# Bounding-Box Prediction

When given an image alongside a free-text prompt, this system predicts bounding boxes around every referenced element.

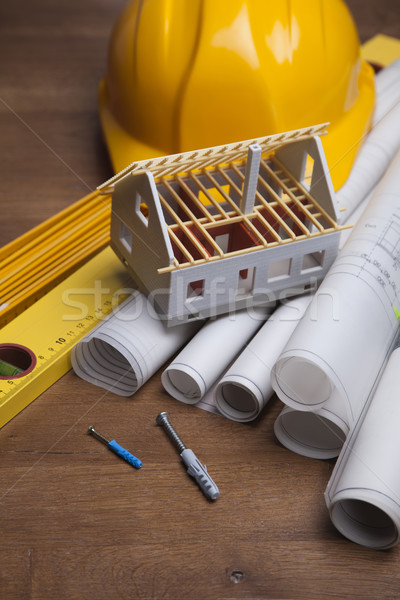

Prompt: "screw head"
[156,411,169,426]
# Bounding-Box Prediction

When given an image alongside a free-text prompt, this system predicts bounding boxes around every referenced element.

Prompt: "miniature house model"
[101,124,346,325]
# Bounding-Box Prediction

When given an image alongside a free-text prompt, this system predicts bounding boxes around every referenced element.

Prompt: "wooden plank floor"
[1,1,400,598]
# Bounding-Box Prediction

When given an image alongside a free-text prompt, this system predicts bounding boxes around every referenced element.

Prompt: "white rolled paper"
[271,64,400,458]
[325,346,400,549]
[337,99,400,222]
[161,307,269,404]
[271,147,400,434]
[71,292,199,396]
[274,403,348,460]
[214,295,311,422]
[373,57,400,125]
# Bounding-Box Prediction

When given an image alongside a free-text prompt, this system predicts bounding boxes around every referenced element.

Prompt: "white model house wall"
[110,170,175,307]
[158,232,341,323]
[275,136,339,222]
[110,133,344,324]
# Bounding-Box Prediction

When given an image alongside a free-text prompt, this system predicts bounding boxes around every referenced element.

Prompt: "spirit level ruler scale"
[0,247,132,428]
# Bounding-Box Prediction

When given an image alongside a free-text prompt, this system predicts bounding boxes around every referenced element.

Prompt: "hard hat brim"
[98,78,167,174]
[320,60,375,191]
[99,59,375,192]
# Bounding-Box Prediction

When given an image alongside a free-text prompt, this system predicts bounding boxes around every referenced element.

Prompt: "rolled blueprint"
[337,188,375,248]
[337,99,400,221]
[271,147,400,439]
[273,183,390,458]
[274,404,348,460]
[272,61,400,458]
[325,347,400,549]
[161,307,269,404]
[71,292,200,396]
[214,295,311,422]
[373,57,400,125]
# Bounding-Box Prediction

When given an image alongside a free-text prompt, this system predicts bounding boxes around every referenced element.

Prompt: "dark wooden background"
[1,1,400,599]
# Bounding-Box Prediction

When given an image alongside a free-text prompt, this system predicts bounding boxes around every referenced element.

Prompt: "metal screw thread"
[88,426,109,446]
[156,412,186,454]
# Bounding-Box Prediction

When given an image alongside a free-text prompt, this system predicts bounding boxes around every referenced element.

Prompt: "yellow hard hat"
[98,0,375,190]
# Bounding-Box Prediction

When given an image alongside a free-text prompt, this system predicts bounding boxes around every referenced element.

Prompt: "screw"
[88,425,109,446]
[156,411,186,454]
[156,411,220,501]
[87,425,142,469]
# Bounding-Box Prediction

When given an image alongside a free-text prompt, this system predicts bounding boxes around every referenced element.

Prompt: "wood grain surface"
[1,1,400,599]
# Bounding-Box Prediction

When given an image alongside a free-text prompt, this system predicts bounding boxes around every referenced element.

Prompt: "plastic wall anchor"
[108,440,142,469]
[180,448,219,501]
